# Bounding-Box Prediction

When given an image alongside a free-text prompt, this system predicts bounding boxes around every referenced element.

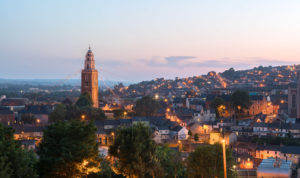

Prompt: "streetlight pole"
[222,139,227,178]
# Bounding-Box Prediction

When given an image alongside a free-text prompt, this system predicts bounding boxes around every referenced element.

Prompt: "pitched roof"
[0,98,28,106]
[281,146,300,154]
[171,125,183,132]
[0,108,14,115]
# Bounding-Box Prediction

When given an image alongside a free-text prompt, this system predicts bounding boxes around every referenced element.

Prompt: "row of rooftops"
[253,122,300,130]
[0,98,29,106]
[256,145,300,155]
[94,117,184,132]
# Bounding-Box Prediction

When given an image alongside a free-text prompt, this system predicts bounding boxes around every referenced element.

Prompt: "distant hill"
[0,79,133,88]
[110,64,300,98]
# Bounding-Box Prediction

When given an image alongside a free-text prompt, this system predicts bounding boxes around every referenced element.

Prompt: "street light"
[81,114,86,120]
[222,139,227,178]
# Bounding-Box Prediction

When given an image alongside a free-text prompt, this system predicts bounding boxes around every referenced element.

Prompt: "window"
[85,82,89,86]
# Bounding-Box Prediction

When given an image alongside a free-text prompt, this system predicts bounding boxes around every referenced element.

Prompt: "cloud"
[165,56,196,63]
[138,56,197,67]
[138,56,297,70]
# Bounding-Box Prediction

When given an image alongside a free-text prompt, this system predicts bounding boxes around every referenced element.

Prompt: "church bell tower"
[81,46,99,108]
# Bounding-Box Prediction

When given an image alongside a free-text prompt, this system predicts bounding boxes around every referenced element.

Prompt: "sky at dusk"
[1,0,300,82]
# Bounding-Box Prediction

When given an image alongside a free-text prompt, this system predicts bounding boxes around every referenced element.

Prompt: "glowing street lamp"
[154,94,159,100]
[81,114,86,120]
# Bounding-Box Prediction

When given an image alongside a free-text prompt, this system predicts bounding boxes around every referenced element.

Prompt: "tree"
[194,134,199,142]
[210,97,225,118]
[49,104,67,122]
[51,104,106,122]
[89,159,125,178]
[231,90,251,116]
[113,109,126,118]
[155,145,185,178]
[65,105,81,121]
[38,120,101,178]
[186,144,236,178]
[133,96,160,117]
[0,124,38,178]
[21,113,37,124]
[76,93,93,108]
[80,107,106,121]
[188,130,192,137]
[108,123,157,178]
[222,68,235,79]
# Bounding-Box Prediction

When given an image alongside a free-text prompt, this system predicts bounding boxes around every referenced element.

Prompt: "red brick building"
[81,47,99,108]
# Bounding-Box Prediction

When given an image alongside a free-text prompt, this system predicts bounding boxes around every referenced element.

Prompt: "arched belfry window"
[87,64,90,69]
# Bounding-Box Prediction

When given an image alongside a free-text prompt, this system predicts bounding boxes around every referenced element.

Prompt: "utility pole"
[222,139,227,178]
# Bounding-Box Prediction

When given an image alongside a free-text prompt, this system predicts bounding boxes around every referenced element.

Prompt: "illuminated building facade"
[81,47,99,108]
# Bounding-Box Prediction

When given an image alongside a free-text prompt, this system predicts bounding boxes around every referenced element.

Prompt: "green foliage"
[155,145,185,178]
[80,106,107,121]
[0,157,12,178]
[21,114,37,124]
[49,104,67,122]
[113,109,126,118]
[38,120,101,178]
[88,159,125,178]
[222,68,235,79]
[0,124,38,178]
[210,97,225,118]
[76,93,93,108]
[188,130,192,136]
[50,103,106,122]
[230,90,251,111]
[65,105,81,120]
[133,96,160,117]
[186,144,236,178]
[108,123,157,178]
[194,134,199,141]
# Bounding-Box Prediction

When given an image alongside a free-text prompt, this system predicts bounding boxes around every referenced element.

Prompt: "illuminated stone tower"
[81,46,99,108]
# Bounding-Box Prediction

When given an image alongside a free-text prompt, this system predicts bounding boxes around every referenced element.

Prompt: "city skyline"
[1,0,300,82]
